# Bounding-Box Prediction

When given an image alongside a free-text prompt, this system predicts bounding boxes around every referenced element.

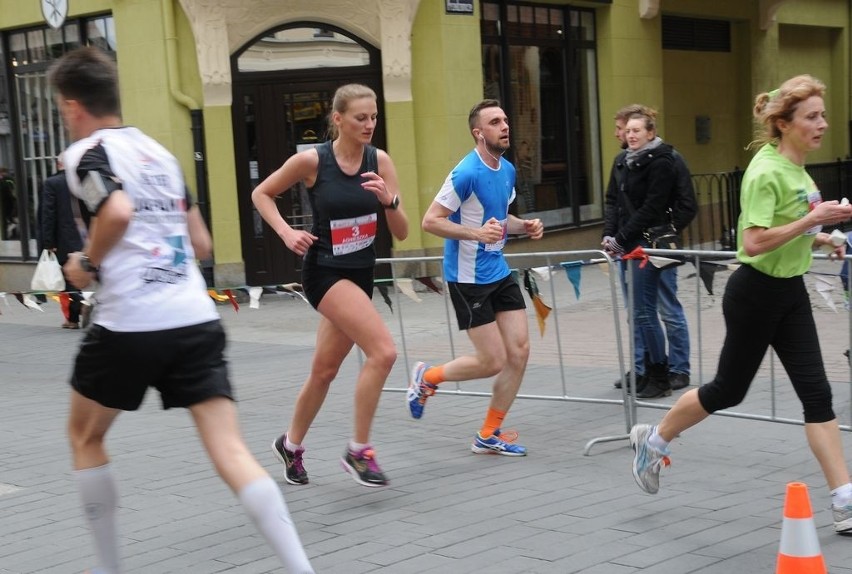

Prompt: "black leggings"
[697,264,835,423]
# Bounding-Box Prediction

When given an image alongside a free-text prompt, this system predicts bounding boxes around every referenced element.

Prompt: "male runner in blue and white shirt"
[407,99,543,455]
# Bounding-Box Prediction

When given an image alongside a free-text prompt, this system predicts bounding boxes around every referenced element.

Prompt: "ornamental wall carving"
[177,0,419,106]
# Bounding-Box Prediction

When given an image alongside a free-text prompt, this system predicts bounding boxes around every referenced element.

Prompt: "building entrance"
[231,25,386,286]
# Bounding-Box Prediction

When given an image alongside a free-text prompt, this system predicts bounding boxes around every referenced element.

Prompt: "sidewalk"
[2,260,852,573]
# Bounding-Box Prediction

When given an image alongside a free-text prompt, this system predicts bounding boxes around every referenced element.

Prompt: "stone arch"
[176,0,419,106]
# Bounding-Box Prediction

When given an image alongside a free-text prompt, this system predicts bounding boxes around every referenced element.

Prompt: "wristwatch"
[79,254,99,273]
[384,195,400,210]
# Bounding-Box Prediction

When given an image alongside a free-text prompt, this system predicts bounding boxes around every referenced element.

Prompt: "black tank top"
[306,140,380,268]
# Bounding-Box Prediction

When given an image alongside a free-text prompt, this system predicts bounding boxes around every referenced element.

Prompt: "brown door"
[233,81,390,286]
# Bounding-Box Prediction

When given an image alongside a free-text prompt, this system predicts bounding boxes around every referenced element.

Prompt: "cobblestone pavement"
[2,256,852,573]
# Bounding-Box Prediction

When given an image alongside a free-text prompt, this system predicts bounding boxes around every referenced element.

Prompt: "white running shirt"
[64,127,218,332]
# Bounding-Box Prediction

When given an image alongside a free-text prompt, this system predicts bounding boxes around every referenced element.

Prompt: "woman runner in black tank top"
[252,84,409,488]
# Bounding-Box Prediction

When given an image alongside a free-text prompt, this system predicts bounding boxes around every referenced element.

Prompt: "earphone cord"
[484,143,504,164]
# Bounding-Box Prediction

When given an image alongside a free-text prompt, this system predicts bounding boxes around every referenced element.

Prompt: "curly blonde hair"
[749,74,826,149]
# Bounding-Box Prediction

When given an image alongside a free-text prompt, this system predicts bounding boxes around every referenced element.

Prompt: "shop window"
[1,15,115,260]
[481,1,602,228]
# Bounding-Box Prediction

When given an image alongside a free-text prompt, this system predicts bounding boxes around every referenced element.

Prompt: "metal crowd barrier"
[373,248,852,456]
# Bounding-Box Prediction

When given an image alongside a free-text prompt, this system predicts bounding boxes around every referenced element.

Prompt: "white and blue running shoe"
[407,361,437,419]
[629,424,670,494]
[471,429,527,456]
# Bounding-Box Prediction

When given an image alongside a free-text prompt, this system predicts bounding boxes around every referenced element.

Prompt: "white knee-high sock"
[75,463,121,574]
[238,477,315,574]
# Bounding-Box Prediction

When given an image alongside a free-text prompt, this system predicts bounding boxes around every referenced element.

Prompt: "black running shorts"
[71,320,233,410]
[448,274,526,331]
[301,257,374,310]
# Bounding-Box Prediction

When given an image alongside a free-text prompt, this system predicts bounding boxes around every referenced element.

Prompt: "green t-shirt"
[737,144,821,278]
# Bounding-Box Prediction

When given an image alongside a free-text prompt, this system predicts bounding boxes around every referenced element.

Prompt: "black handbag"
[618,186,681,249]
[643,215,680,249]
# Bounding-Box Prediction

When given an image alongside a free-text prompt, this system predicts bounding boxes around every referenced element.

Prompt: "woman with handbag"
[601,109,678,398]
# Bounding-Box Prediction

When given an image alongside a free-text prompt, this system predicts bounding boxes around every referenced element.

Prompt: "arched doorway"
[231,23,387,286]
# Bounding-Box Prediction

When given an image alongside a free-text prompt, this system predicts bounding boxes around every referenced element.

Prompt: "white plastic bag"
[31,250,65,291]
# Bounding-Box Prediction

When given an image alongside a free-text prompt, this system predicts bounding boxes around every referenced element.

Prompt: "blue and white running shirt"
[434,149,516,284]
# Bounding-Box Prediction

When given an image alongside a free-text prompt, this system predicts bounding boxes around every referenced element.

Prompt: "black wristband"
[384,195,400,210]
[79,254,99,273]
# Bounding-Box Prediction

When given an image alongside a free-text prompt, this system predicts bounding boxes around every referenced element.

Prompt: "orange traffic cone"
[776,482,826,574]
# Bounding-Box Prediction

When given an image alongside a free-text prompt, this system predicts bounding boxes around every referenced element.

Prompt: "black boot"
[636,362,671,399]
[614,371,645,391]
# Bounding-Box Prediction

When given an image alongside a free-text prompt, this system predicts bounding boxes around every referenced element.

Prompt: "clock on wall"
[41,0,69,30]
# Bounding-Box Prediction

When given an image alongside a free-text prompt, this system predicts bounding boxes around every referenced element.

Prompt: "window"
[662,15,731,52]
[237,26,370,72]
[481,2,601,229]
[1,15,115,259]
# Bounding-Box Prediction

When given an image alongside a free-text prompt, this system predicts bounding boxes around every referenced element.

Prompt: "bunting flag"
[815,275,838,312]
[560,261,583,300]
[248,286,263,309]
[510,268,521,287]
[208,289,230,302]
[58,291,71,321]
[647,255,685,269]
[522,269,551,336]
[223,289,239,312]
[697,261,719,295]
[23,294,44,311]
[416,276,443,295]
[530,266,552,283]
[375,284,393,312]
[0,266,848,324]
[395,278,422,303]
[278,282,309,304]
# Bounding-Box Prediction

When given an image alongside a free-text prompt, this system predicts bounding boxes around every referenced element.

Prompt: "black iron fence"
[684,158,852,250]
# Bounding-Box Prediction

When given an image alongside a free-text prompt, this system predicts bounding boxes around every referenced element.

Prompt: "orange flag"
[523,269,551,336]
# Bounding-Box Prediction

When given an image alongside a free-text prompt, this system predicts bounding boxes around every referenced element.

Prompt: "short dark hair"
[48,46,121,118]
[468,99,501,131]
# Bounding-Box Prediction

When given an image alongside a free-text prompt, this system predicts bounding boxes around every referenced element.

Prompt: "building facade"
[0,0,847,289]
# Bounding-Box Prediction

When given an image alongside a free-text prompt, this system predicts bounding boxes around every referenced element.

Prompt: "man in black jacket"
[39,154,87,328]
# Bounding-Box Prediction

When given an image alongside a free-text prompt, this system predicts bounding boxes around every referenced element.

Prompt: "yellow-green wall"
[596,0,850,178]
[385,99,419,254]
[411,2,483,253]
[597,1,666,180]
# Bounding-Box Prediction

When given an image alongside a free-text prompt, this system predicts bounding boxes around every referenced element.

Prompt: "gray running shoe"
[629,424,670,494]
[833,504,852,534]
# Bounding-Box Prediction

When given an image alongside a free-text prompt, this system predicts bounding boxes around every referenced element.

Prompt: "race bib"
[330,213,377,256]
[483,218,508,252]
[805,189,823,236]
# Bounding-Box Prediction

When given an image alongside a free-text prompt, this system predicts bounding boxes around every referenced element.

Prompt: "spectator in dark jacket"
[601,110,677,398]
[606,104,697,397]
[39,154,85,329]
